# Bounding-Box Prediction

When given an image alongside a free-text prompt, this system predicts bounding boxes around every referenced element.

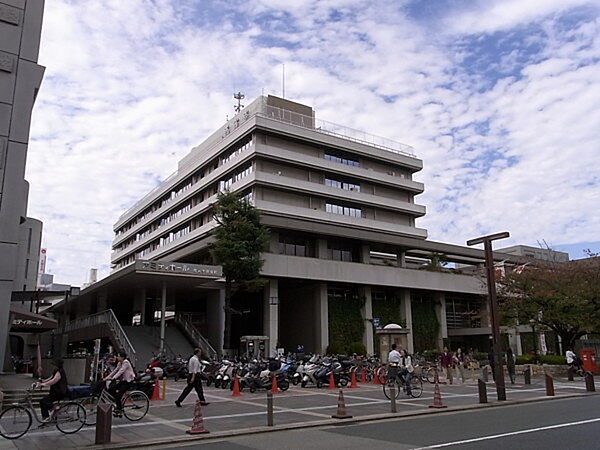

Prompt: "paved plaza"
[0,374,597,449]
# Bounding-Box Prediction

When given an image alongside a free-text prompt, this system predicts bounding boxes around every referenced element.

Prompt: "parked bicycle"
[0,383,86,440]
[382,364,423,399]
[80,381,149,425]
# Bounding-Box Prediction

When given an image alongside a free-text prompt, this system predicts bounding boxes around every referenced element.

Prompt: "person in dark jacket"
[506,347,516,384]
[37,358,68,423]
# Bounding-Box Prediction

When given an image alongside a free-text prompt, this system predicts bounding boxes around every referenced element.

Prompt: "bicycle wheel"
[0,406,31,439]
[382,379,400,400]
[409,377,423,398]
[55,402,86,434]
[80,395,99,426]
[425,368,436,384]
[122,391,149,421]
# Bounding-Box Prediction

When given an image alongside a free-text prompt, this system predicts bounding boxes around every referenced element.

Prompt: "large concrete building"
[0,0,45,370]
[48,95,527,365]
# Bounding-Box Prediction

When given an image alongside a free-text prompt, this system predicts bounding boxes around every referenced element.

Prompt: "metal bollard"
[95,403,113,445]
[390,383,397,413]
[545,374,555,396]
[478,379,488,403]
[524,366,531,385]
[585,373,596,392]
[267,391,274,426]
[162,378,167,400]
[482,366,489,383]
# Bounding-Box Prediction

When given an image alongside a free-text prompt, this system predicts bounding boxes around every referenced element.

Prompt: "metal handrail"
[174,313,217,360]
[63,309,137,366]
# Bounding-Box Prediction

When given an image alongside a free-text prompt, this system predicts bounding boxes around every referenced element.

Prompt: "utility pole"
[467,231,509,401]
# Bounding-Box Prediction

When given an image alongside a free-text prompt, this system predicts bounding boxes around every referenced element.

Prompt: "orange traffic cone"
[271,375,279,394]
[151,377,161,401]
[361,367,367,383]
[331,389,353,419]
[429,377,447,409]
[231,375,243,397]
[328,371,336,390]
[373,369,381,385]
[186,400,209,434]
[349,370,359,388]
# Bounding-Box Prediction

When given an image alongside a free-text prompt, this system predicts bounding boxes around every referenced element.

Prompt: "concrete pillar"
[361,244,370,264]
[359,286,374,355]
[434,292,447,350]
[98,291,108,312]
[315,283,328,354]
[317,239,328,259]
[400,289,414,354]
[508,329,520,355]
[263,279,279,357]
[397,249,406,268]
[206,289,225,358]
[134,288,146,324]
[269,231,279,253]
[159,282,167,353]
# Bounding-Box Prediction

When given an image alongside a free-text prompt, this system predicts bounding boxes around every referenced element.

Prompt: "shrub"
[516,354,536,365]
[346,341,367,356]
[421,349,441,362]
[471,352,489,362]
[539,355,565,365]
[326,342,346,356]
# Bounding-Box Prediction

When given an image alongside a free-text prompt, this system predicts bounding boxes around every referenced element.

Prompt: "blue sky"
[26,0,600,284]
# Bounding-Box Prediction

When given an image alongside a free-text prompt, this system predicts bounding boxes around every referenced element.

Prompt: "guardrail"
[174,313,218,360]
[63,309,137,367]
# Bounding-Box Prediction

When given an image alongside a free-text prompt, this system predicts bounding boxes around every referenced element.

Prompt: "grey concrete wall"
[14,216,42,291]
[0,0,45,371]
[261,253,485,295]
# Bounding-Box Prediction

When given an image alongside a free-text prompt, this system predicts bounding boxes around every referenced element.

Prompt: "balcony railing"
[63,309,137,366]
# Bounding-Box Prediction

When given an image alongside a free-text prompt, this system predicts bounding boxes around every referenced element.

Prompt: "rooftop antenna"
[233,92,245,113]
[282,64,285,98]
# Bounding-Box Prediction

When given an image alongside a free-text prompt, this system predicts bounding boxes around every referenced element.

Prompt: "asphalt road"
[155,395,600,450]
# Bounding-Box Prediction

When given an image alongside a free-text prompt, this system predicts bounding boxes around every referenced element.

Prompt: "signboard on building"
[137,260,223,278]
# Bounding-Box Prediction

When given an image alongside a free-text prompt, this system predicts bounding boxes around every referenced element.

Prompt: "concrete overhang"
[48,260,224,315]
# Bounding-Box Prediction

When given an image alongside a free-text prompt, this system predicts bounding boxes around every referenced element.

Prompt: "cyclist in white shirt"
[388,344,401,364]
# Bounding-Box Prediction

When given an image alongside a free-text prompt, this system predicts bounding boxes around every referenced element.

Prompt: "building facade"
[103,95,516,358]
[0,0,45,370]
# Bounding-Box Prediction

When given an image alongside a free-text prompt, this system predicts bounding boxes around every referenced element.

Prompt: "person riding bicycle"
[399,349,414,396]
[565,348,582,374]
[36,358,68,425]
[103,351,135,415]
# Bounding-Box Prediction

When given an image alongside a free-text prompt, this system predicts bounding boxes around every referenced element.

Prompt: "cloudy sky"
[27,0,600,285]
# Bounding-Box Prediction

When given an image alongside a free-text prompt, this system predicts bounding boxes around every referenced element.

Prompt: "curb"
[88,391,599,449]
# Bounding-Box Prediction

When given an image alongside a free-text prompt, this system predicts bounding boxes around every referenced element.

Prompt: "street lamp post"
[467,231,509,401]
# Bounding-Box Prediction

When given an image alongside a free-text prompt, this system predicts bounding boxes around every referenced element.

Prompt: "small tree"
[210,192,270,350]
[499,253,600,349]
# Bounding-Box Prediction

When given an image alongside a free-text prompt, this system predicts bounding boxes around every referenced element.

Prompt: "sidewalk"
[0,374,597,449]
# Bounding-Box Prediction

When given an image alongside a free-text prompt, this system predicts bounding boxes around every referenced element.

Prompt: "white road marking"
[413,417,600,449]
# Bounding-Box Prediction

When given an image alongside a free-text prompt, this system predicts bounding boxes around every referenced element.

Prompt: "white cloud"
[25,0,600,284]
[443,0,597,35]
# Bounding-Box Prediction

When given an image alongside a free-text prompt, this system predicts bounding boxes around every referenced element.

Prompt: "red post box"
[580,349,597,373]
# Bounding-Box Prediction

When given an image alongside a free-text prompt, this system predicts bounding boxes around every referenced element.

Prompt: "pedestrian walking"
[506,347,516,384]
[175,348,209,407]
[454,348,466,383]
[400,349,414,395]
[440,347,453,384]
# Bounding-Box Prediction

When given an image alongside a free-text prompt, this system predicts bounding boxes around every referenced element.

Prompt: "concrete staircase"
[122,325,194,367]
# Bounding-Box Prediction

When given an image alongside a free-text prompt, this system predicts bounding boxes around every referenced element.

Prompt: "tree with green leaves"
[210,191,270,351]
[498,253,600,349]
